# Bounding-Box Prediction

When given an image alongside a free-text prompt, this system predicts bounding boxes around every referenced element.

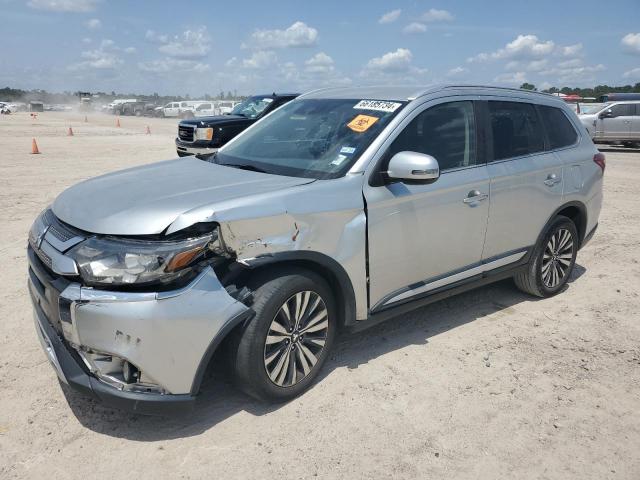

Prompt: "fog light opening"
[122,361,139,384]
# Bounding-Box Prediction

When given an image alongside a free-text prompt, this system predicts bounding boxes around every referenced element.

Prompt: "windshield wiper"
[222,163,269,174]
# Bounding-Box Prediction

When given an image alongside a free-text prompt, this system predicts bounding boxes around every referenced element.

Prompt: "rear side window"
[488,101,544,161]
[388,101,477,171]
[539,106,578,149]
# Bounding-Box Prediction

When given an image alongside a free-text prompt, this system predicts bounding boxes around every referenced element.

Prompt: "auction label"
[353,100,402,113]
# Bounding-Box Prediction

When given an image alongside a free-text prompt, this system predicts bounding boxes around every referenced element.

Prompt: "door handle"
[463,190,488,205]
[544,174,561,187]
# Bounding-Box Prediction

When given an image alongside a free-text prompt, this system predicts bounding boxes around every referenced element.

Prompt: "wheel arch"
[238,251,357,330]
[540,201,588,249]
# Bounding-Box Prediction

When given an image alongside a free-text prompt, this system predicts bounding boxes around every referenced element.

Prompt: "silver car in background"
[28,85,603,413]
[579,101,640,146]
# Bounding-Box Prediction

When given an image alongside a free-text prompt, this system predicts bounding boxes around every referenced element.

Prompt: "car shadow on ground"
[63,263,586,441]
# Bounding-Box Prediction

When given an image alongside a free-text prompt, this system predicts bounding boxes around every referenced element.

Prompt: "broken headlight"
[68,231,220,287]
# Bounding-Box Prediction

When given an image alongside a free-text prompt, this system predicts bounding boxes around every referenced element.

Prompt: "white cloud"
[623,67,640,79]
[28,0,98,12]
[561,43,583,56]
[158,27,211,59]
[621,33,640,54]
[421,8,454,23]
[366,48,413,72]
[246,22,318,49]
[145,30,168,44]
[469,34,555,62]
[403,22,427,34]
[505,59,549,72]
[305,52,334,74]
[447,66,467,77]
[242,50,277,69]
[71,46,122,70]
[68,38,136,71]
[494,71,528,85]
[81,37,91,44]
[138,58,210,73]
[379,9,401,24]
[540,61,606,83]
[85,18,101,29]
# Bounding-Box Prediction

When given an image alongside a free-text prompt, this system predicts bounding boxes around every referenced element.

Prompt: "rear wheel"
[514,215,578,297]
[231,268,336,402]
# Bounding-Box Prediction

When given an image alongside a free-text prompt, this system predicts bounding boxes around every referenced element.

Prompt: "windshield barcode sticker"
[354,100,402,113]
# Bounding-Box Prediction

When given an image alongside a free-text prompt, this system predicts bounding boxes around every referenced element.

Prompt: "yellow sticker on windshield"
[347,114,379,133]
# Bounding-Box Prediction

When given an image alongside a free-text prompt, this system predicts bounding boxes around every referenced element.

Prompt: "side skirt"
[347,261,528,334]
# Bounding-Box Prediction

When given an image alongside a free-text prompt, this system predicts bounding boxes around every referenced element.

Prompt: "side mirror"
[599,109,613,119]
[387,151,440,183]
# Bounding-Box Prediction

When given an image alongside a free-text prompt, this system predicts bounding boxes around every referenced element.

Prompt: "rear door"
[631,104,640,140]
[364,99,490,311]
[600,103,634,140]
[481,99,564,261]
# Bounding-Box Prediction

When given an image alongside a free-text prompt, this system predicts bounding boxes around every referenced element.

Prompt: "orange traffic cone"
[67,127,74,136]
[84,115,88,122]
[116,117,121,127]
[31,138,40,154]
[145,125,151,135]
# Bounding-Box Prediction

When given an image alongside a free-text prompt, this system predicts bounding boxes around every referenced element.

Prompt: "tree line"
[520,82,640,98]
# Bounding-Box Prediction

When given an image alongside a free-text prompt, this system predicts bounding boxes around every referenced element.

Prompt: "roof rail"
[407,83,556,100]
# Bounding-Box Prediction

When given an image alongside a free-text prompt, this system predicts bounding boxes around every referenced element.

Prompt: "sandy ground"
[0,111,639,479]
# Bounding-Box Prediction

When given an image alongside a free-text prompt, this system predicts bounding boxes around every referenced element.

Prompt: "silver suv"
[28,85,604,413]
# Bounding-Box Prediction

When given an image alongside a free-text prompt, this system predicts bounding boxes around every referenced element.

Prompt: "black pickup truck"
[175,93,298,157]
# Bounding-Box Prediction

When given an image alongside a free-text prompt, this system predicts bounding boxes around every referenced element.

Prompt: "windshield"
[214,98,406,179]
[580,103,609,114]
[230,96,275,118]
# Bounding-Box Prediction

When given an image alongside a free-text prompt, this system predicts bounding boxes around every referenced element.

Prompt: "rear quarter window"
[539,106,578,149]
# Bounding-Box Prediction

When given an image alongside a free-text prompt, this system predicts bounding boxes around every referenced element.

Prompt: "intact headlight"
[68,232,219,287]
[195,127,213,141]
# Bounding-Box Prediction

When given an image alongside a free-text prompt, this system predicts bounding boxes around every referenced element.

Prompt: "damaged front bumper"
[27,245,251,414]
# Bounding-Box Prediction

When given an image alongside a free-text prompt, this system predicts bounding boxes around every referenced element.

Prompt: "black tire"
[231,267,336,402]
[514,215,578,297]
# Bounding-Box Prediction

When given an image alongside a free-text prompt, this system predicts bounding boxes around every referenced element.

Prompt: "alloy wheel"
[263,291,329,387]
[541,228,574,288]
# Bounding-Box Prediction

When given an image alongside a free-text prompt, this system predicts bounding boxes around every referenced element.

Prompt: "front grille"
[47,219,79,242]
[178,125,195,142]
[28,246,70,335]
[33,241,53,269]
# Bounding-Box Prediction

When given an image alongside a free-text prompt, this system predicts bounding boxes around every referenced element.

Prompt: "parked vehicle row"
[28,85,603,414]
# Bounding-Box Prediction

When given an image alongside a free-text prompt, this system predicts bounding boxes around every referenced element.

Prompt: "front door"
[599,103,634,140]
[364,99,490,311]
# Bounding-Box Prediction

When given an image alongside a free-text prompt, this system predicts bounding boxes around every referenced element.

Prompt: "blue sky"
[1,0,639,96]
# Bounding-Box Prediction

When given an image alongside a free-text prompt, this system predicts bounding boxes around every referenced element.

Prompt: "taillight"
[593,152,606,173]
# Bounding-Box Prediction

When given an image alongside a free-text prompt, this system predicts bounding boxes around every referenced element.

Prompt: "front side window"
[230,96,275,119]
[488,101,544,161]
[387,101,477,171]
[215,98,406,179]
[609,104,634,117]
[539,106,578,149]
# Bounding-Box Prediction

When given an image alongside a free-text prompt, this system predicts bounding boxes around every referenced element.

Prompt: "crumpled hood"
[52,157,314,235]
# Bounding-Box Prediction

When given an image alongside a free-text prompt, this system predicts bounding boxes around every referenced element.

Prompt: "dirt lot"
[0,111,639,479]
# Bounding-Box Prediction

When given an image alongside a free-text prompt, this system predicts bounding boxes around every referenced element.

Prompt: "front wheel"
[231,268,336,402]
[514,215,578,297]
